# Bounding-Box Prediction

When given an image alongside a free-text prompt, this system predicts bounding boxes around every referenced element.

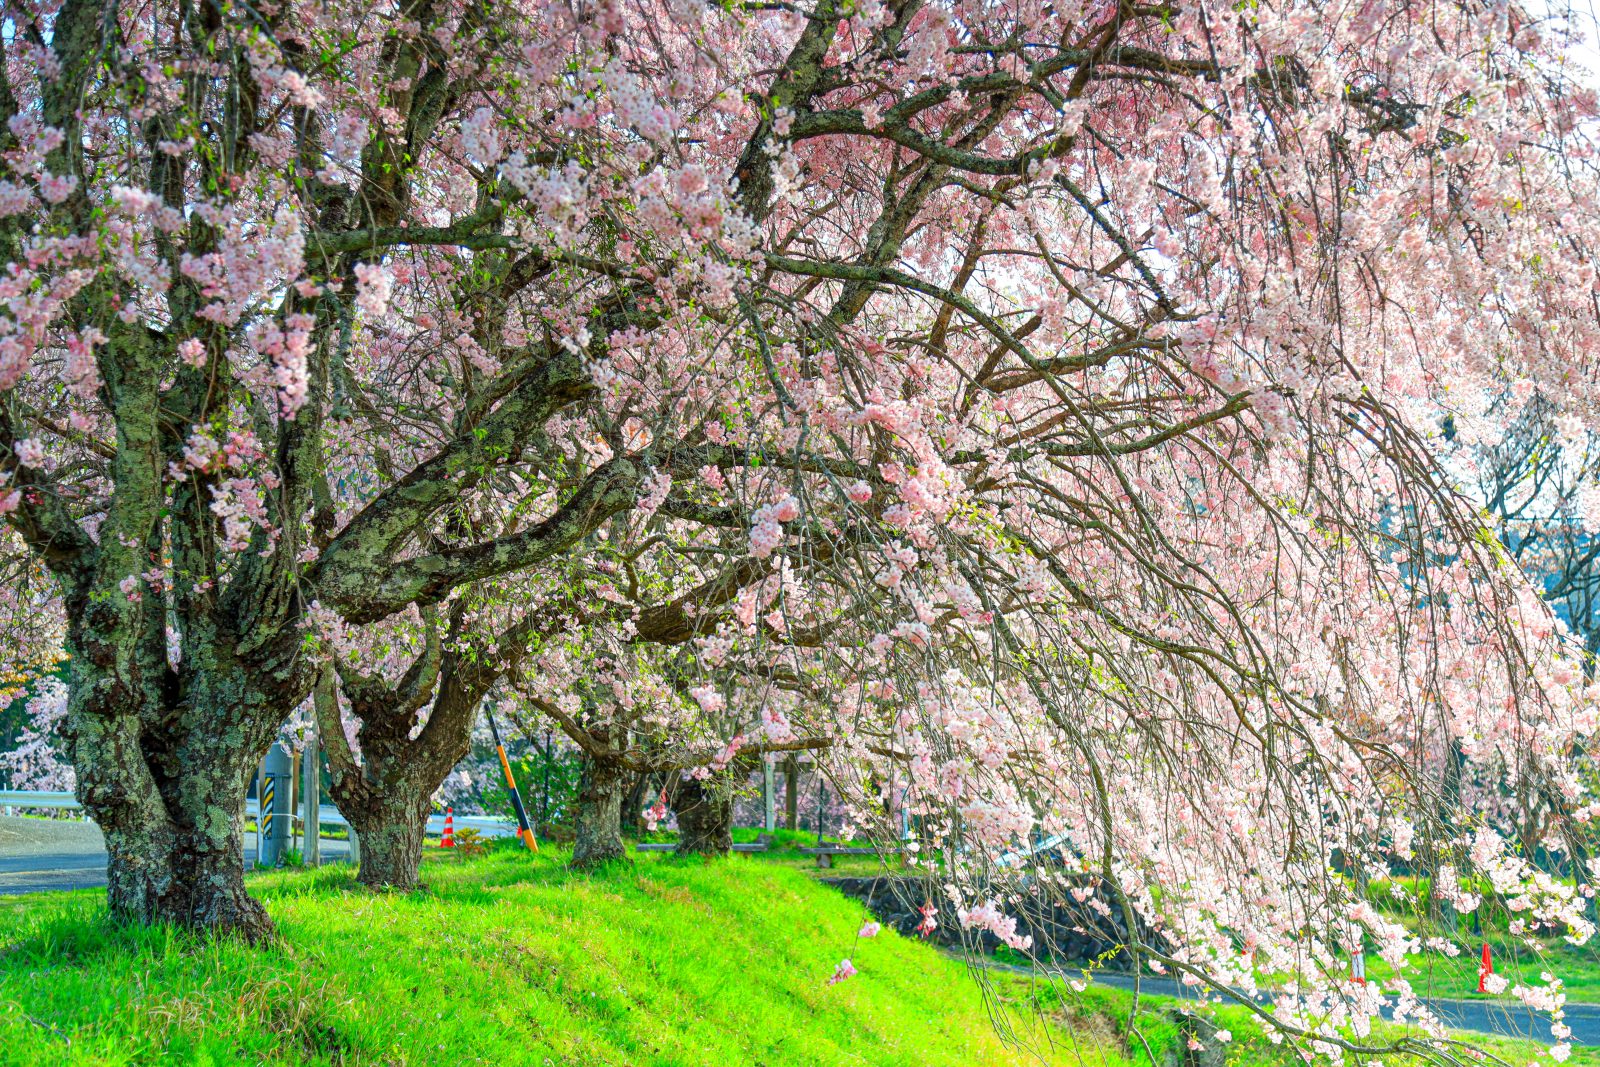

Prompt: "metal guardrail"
[997,832,1068,868]
[0,790,78,809]
[0,790,515,838]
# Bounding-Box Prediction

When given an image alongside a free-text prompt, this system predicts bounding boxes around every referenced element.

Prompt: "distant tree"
[0,677,71,792]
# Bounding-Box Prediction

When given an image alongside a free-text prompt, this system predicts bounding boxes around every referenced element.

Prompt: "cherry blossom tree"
[1455,395,1600,913]
[0,676,72,792]
[2,4,1600,1061]
[0,0,742,937]
[507,638,830,867]
[316,583,593,888]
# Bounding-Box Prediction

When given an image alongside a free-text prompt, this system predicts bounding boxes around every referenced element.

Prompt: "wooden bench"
[798,846,877,868]
[634,841,769,853]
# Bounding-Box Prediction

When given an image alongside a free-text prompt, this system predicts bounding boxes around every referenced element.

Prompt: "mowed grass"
[1032,983,1600,1067]
[0,846,1588,1067]
[0,846,1082,1066]
[1362,926,1600,1004]
[1353,877,1600,1004]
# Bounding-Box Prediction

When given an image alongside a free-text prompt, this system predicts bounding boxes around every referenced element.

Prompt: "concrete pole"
[762,759,776,833]
[784,756,799,831]
[288,750,298,854]
[347,824,360,868]
[261,744,291,867]
[302,727,321,867]
[254,763,264,863]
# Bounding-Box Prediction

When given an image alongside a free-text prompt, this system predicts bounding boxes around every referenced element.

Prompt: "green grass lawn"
[1351,876,1600,1004]
[0,845,1585,1066]
[1361,926,1600,1004]
[0,846,1089,1066]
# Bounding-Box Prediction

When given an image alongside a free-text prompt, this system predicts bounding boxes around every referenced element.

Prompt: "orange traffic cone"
[441,808,455,848]
[1477,943,1493,992]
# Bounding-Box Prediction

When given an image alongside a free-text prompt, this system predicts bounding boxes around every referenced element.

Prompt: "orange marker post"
[1477,943,1494,993]
[487,704,538,853]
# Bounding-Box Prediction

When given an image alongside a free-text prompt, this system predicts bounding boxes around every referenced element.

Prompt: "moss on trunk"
[571,753,629,869]
[673,775,733,858]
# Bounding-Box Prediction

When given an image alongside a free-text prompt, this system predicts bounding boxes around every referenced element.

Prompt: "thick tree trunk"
[101,811,271,938]
[322,748,438,893]
[345,794,430,891]
[74,709,274,941]
[674,775,733,857]
[317,665,467,893]
[571,753,629,869]
[622,772,651,838]
[320,617,530,892]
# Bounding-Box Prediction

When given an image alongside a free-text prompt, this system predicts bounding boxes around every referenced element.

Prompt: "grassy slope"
[1352,877,1600,1004]
[0,846,1584,1067]
[0,847,1078,1067]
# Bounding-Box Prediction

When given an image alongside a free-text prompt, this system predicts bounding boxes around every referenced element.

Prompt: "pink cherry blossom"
[13,439,44,468]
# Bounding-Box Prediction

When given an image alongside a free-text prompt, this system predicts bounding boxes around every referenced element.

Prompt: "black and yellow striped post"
[259,744,291,867]
[261,774,275,843]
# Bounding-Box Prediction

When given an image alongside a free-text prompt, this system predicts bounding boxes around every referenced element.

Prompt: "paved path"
[975,957,1600,1046]
[0,815,352,895]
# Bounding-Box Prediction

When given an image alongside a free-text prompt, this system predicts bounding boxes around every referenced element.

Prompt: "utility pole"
[288,750,298,854]
[762,758,776,833]
[784,756,799,831]
[254,763,263,863]
[816,775,826,847]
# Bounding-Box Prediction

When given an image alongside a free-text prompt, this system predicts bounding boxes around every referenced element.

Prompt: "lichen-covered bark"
[571,752,629,869]
[320,608,547,892]
[0,0,621,941]
[66,644,287,942]
[37,235,311,942]
[673,774,733,858]
[318,671,436,893]
[58,626,294,944]
[309,351,613,623]
[317,662,451,893]
[731,0,839,222]
[343,791,431,890]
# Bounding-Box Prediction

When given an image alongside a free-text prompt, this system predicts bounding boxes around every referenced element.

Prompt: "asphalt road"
[0,814,352,895]
[977,956,1600,1047]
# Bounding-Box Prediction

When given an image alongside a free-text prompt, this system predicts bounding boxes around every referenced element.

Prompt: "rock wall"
[824,875,1166,966]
